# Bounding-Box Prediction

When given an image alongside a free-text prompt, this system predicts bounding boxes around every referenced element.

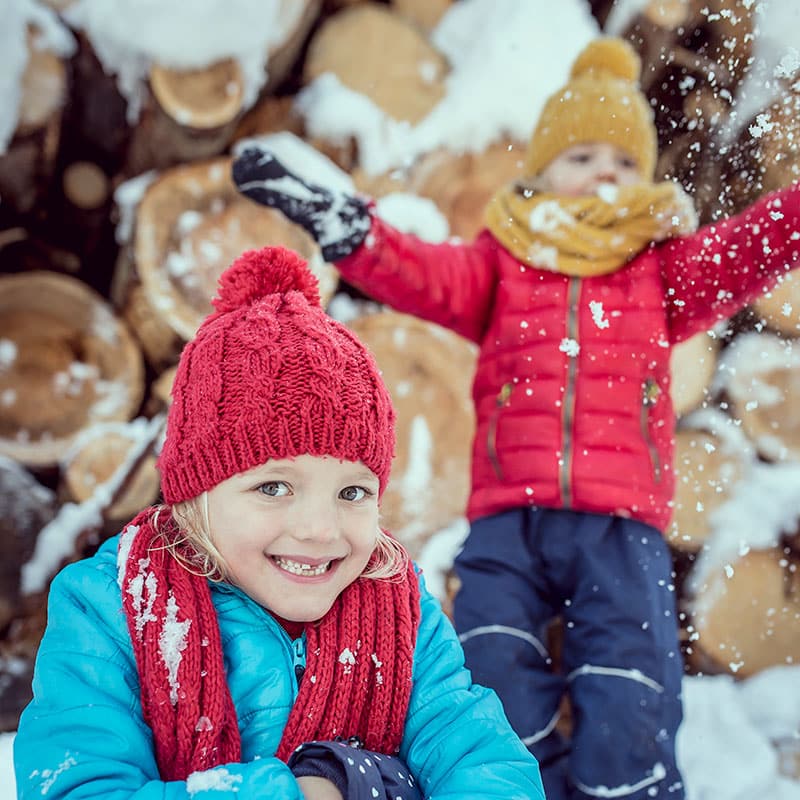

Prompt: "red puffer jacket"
[337,184,800,531]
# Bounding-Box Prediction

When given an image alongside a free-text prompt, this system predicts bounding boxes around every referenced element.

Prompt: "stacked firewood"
[0,0,798,746]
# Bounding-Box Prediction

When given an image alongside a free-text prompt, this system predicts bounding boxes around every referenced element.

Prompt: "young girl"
[13,246,545,800]
[232,38,800,800]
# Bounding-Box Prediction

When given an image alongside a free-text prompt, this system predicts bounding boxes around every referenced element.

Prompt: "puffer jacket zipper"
[640,377,662,483]
[292,635,306,689]
[488,382,513,479]
[559,278,581,508]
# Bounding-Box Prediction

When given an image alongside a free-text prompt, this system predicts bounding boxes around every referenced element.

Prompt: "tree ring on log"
[149,58,245,130]
[0,271,144,466]
[62,423,159,521]
[135,157,337,341]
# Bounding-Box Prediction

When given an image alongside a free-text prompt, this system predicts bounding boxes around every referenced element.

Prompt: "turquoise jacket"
[14,536,544,799]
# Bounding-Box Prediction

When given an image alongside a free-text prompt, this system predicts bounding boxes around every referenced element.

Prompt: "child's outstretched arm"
[658,181,800,342]
[400,572,545,800]
[13,554,310,800]
[233,147,499,344]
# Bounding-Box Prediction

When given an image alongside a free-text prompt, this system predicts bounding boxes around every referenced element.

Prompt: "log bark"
[0,271,144,466]
[303,3,448,125]
[687,547,800,677]
[0,458,57,631]
[621,0,753,220]
[347,310,477,557]
[0,32,66,223]
[134,157,337,344]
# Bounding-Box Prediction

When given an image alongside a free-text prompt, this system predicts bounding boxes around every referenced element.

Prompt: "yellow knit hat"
[524,38,657,180]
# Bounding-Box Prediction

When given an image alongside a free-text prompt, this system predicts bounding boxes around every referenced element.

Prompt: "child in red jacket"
[233,38,800,800]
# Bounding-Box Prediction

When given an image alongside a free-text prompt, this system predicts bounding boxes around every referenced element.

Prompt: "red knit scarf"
[117,507,421,781]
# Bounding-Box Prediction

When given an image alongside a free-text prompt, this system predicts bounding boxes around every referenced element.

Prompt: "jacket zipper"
[488,382,513,479]
[559,278,581,509]
[292,636,306,689]
[640,377,662,483]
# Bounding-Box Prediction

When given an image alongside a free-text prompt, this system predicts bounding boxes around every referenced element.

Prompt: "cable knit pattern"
[158,247,396,503]
[118,512,420,780]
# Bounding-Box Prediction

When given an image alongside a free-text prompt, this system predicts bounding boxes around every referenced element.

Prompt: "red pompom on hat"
[158,246,396,503]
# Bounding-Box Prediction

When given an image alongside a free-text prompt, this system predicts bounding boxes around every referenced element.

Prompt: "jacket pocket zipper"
[488,383,513,480]
[640,377,662,483]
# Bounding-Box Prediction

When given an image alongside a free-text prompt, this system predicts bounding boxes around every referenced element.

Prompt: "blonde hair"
[160,494,409,583]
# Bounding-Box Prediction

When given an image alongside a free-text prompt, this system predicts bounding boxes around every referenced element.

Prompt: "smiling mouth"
[272,556,333,577]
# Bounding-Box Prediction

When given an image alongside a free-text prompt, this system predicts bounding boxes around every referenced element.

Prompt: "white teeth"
[274,557,330,576]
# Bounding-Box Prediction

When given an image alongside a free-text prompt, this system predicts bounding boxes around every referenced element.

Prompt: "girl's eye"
[568,152,591,164]
[618,156,638,170]
[340,485,369,502]
[258,481,290,497]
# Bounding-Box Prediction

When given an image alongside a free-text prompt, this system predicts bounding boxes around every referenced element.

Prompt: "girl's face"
[538,141,642,197]
[206,454,380,622]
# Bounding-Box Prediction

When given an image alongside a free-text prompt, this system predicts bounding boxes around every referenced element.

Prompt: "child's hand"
[232,147,371,262]
[296,775,345,800]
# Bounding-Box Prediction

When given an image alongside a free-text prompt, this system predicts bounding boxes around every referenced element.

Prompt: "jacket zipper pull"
[293,636,306,687]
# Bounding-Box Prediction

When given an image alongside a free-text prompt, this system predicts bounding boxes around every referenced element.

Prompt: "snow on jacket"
[14,536,543,800]
[338,184,800,531]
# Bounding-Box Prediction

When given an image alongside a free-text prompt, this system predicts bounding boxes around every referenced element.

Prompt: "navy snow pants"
[453,507,685,800]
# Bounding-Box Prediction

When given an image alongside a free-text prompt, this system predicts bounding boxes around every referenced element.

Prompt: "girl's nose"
[291,504,340,543]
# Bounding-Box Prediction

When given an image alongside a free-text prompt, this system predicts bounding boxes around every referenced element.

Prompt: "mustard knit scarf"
[485,180,698,277]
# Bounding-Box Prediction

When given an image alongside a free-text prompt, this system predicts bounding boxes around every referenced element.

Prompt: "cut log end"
[688,548,800,677]
[149,59,245,130]
[348,310,477,556]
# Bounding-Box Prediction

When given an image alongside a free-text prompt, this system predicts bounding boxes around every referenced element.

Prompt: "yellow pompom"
[570,37,641,83]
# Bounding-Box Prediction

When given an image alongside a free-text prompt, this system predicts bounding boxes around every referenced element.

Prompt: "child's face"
[538,142,642,197]
[206,454,380,622]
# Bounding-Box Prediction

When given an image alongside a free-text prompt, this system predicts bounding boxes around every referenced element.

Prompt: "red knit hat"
[158,247,396,502]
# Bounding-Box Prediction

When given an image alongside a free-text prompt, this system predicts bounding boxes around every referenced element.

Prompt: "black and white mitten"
[232,147,371,262]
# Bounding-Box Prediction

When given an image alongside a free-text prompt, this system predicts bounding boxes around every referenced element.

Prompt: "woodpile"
[1,0,799,736]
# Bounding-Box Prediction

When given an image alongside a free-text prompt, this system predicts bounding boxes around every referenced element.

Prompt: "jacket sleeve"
[335,215,501,344]
[658,181,800,343]
[13,554,304,800]
[400,572,544,800]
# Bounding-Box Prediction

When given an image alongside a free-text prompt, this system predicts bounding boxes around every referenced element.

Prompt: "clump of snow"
[233,131,356,196]
[160,593,191,705]
[0,0,75,154]
[678,670,800,800]
[375,193,450,243]
[687,459,800,594]
[399,415,434,521]
[296,0,599,175]
[415,518,469,602]
[63,0,306,123]
[113,170,158,244]
[186,767,243,795]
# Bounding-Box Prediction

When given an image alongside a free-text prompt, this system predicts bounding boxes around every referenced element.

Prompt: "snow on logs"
[62,0,321,178]
[303,4,449,127]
